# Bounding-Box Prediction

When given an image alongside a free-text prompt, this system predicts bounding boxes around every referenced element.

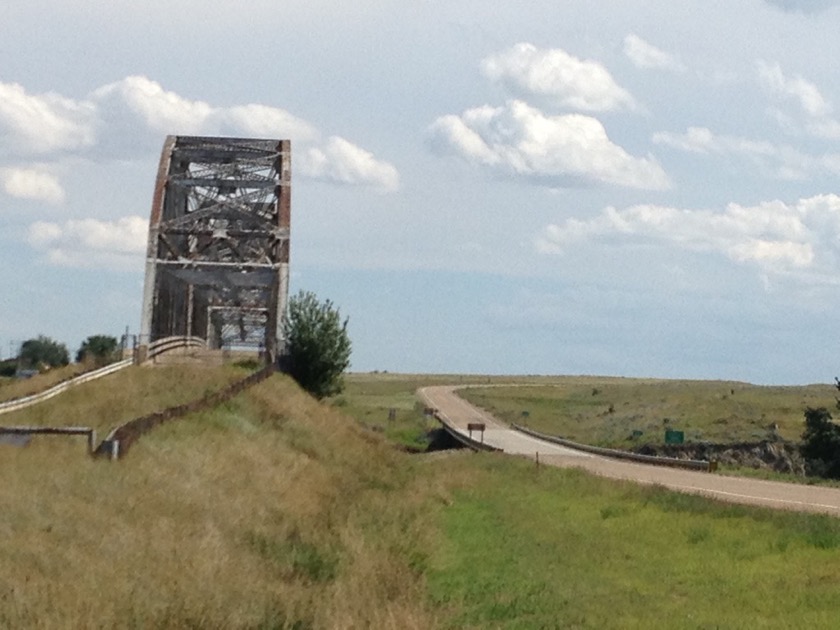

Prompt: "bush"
[76,335,120,367]
[283,291,351,399]
[19,335,70,370]
[800,407,840,478]
[0,358,16,377]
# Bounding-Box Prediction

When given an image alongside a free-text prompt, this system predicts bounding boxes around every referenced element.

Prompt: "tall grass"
[0,374,442,628]
[0,364,86,403]
[0,364,248,434]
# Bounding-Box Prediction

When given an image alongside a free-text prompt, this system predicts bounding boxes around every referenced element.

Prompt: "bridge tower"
[138,136,290,363]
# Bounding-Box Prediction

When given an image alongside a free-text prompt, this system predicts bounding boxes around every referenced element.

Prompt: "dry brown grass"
[0,373,446,628]
[0,364,86,404]
[0,364,248,434]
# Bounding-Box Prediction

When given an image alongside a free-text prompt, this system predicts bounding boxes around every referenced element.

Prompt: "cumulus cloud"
[92,76,319,142]
[623,35,685,72]
[653,126,840,180]
[0,168,65,204]
[28,216,148,268]
[537,194,840,277]
[481,43,637,112]
[0,82,96,155]
[0,76,397,192]
[429,99,669,190]
[300,136,400,193]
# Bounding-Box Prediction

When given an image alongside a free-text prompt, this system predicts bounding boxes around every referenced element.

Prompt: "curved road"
[419,385,840,516]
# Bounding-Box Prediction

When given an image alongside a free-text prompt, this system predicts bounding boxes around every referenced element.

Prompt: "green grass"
[458,379,834,447]
[335,373,470,449]
[429,455,840,628]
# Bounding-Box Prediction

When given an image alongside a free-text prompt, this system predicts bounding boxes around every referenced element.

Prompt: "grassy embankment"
[5,370,840,627]
[0,364,87,404]
[0,364,248,434]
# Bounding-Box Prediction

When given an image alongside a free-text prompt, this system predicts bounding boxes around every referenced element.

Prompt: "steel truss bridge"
[138,136,290,363]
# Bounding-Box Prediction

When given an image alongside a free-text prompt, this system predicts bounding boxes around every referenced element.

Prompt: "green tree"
[19,335,70,370]
[76,334,120,367]
[801,406,840,478]
[284,290,351,399]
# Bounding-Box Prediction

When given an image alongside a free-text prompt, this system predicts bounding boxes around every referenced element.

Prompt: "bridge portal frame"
[138,136,290,364]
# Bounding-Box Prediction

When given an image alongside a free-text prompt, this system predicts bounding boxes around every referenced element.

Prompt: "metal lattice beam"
[138,136,290,362]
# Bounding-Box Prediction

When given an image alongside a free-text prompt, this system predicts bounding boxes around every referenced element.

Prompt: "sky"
[3,0,840,384]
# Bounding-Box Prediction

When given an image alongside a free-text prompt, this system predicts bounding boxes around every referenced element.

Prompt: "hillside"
[1,373,440,628]
[4,370,840,627]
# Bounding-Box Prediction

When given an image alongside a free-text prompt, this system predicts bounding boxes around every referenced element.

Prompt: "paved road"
[418,385,840,516]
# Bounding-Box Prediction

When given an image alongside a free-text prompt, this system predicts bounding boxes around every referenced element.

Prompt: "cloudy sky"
[3,0,840,384]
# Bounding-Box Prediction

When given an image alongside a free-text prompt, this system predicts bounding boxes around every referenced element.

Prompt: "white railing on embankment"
[0,359,133,416]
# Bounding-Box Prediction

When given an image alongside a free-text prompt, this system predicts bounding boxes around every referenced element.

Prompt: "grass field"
[5,369,840,627]
[457,378,835,447]
[428,455,840,628]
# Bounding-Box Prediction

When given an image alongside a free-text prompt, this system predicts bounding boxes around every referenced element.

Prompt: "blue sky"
[3,0,840,383]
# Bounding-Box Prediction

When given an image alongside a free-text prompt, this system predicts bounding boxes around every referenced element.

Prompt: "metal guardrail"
[145,336,207,361]
[430,408,501,453]
[0,359,133,416]
[511,424,716,472]
[0,425,97,453]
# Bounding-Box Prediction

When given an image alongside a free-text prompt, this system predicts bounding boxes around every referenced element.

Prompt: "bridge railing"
[0,359,133,416]
[0,425,97,453]
[511,424,716,472]
[143,336,207,362]
[427,407,501,453]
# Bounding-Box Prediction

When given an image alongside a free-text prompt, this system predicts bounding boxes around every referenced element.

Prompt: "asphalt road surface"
[418,385,840,516]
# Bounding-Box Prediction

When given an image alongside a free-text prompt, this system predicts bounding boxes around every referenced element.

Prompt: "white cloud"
[623,35,685,72]
[757,61,830,118]
[652,126,840,180]
[0,168,65,204]
[537,194,840,277]
[214,103,319,141]
[481,42,637,112]
[429,99,669,190]
[756,61,840,140]
[0,76,396,192]
[28,216,147,268]
[0,82,96,155]
[92,76,214,135]
[300,135,400,192]
[92,76,320,142]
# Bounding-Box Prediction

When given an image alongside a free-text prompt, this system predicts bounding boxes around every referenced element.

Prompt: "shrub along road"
[419,385,840,516]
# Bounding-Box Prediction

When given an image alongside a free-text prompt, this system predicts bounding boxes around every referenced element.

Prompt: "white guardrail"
[144,336,207,361]
[0,359,134,416]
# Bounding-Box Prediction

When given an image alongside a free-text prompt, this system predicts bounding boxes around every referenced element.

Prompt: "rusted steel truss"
[139,136,290,362]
